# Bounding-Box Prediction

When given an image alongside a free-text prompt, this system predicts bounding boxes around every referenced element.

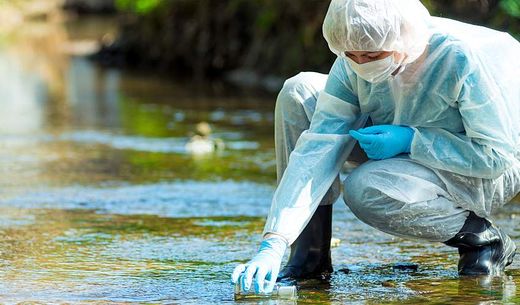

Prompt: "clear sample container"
[234,278,297,300]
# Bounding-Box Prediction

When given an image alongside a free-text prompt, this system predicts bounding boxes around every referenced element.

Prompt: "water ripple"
[0,181,275,218]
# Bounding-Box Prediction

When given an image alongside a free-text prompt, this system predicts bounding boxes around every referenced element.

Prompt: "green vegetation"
[500,0,520,18]
[497,0,520,39]
[423,0,520,40]
[115,0,163,15]
[100,0,519,81]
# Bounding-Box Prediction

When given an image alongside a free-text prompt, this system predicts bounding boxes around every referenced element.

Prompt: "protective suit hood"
[323,0,432,64]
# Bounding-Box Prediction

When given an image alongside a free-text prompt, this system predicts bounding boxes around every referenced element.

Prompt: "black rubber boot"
[277,205,333,281]
[444,212,516,276]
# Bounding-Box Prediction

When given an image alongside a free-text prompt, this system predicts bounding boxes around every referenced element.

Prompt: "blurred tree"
[424,0,520,40]
[62,0,116,14]
[94,0,520,85]
[501,0,520,17]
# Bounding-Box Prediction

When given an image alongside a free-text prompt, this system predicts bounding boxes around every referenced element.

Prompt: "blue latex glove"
[349,125,414,160]
[231,236,287,294]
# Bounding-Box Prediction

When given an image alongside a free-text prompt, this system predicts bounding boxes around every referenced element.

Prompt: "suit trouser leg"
[343,156,520,242]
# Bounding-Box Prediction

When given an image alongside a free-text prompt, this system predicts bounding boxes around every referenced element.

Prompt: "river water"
[0,16,519,305]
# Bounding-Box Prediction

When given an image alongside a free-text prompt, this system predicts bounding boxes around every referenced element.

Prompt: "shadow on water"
[1,14,520,305]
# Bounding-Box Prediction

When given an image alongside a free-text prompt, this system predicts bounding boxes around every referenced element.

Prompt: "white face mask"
[345,54,403,83]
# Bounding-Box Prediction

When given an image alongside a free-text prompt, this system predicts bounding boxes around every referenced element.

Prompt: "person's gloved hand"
[231,236,287,294]
[349,125,414,160]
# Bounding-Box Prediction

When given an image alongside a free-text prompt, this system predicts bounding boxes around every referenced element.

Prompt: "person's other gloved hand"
[349,125,414,160]
[231,236,287,294]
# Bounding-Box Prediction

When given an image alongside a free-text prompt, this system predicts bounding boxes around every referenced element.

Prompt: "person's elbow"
[474,149,514,179]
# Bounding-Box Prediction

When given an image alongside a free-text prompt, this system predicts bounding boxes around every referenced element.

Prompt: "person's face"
[344,50,407,77]
[343,51,393,64]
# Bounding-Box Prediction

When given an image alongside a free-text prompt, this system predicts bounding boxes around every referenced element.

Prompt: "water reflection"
[0,54,122,133]
[67,57,121,128]
[0,50,47,135]
[0,16,276,191]
[2,201,516,305]
[401,274,519,305]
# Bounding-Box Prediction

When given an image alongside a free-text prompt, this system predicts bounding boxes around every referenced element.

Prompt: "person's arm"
[262,90,362,243]
[410,62,517,179]
[262,58,362,244]
[231,58,362,293]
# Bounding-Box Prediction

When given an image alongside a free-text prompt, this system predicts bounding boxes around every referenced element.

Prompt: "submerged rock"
[382,281,397,288]
[186,122,225,155]
[392,262,419,272]
[330,237,341,248]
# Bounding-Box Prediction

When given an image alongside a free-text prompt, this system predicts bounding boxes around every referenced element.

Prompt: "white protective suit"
[264,0,520,244]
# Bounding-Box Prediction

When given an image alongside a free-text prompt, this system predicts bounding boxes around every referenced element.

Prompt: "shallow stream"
[0,16,519,305]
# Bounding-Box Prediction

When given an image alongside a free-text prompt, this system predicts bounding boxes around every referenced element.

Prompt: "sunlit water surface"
[0,16,519,305]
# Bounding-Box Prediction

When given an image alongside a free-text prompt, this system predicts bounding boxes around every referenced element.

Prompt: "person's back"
[430,17,520,96]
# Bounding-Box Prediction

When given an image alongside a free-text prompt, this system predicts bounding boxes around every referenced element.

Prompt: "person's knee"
[279,72,319,97]
[343,162,386,217]
[343,163,406,237]
[276,72,323,119]
[343,166,368,213]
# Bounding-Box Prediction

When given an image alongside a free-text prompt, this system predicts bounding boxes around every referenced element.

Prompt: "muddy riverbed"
[0,16,519,305]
